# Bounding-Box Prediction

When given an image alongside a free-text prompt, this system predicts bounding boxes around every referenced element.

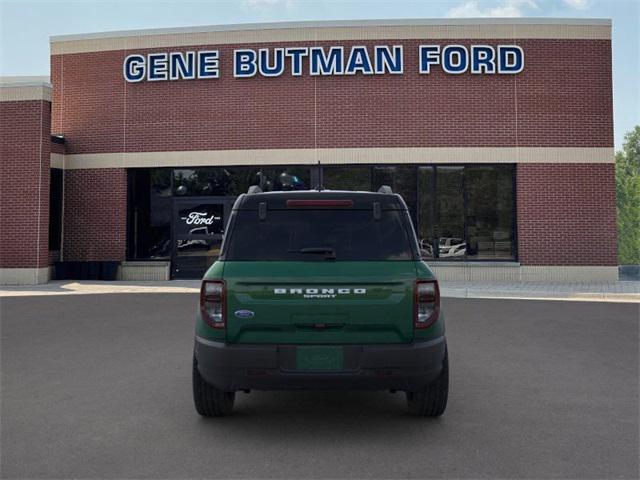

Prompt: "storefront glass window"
[417,164,515,261]
[127,166,312,261]
[465,165,515,260]
[323,166,371,191]
[128,169,172,260]
[435,166,466,260]
[417,166,435,257]
[173,167,310,196]
[128,164,515,264]
[372,165,417,224]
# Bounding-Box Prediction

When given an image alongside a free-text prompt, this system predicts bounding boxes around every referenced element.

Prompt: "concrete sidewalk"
[1,279,638,303]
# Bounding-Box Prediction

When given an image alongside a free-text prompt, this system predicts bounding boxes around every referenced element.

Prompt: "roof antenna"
[316,160,324,191]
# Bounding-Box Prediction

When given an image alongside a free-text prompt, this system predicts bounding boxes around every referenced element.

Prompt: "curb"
[1,282,639,303]
[440,288,640,303]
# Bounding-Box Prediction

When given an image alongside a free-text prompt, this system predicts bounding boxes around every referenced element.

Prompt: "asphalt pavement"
[1,294,638,479]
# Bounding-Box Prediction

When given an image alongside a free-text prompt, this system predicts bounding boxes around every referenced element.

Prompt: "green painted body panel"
[203,261,422,344]
[197,259,443,344]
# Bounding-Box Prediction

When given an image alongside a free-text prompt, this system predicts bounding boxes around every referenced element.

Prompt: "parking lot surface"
[1,294,638,479]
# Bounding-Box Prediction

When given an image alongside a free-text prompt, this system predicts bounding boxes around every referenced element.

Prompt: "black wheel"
[192,355,235,417]
[406,347,449,417]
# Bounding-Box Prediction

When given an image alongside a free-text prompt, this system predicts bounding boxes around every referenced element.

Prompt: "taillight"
[414,280,440,329]
[200,280,225,329]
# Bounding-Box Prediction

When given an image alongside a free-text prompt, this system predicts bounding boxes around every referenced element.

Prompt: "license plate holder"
[296,346,344,371]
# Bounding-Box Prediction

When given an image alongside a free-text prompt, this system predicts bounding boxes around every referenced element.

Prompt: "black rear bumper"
[194,336,446,392]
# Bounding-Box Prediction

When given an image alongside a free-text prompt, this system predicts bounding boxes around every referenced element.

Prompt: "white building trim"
[50,18,612,55]
[54,147,614,170]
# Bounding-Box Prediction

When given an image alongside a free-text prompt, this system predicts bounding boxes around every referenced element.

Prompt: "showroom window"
[127,164,515,262]
[127,169,172,260]
[417,165,516,261]
[172,167,311,196]
[324,164,516,262]
[127,166,312,260]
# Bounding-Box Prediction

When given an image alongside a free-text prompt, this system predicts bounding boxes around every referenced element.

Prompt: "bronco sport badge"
[273,288,367,299]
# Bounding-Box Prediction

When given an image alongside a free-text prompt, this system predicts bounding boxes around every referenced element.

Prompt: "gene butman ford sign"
[123,44,524,82]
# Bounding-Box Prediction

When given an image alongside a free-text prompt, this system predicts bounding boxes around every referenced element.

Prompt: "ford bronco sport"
[192,187,448,416]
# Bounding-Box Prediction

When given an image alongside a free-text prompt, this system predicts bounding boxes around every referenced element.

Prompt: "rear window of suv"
[224,209,417,261]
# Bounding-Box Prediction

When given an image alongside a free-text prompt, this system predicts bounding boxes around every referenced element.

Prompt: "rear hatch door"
[224,261,417,344]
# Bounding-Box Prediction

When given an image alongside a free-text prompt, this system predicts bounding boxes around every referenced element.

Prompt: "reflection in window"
[417,165,515,261]
[323,166,371,191]
[465,166,515,260]
[372,166,417,224]
[127,166,311,261]
[435,167,465,260]
[127,164,515,263]
[127,169,172,260]
[173,167,309,196]
[417,166,435,258]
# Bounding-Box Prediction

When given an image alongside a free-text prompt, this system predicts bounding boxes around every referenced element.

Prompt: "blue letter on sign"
[419,45,440,74]
[345,46,373,75]
[147,53,168,81]
[170,52,196,80]
[498,45,524,74]
[124,54,146,82]
[234,49,257,77]
[259,48,285,77]
[470,45,496,74]
[198,51,219,79]
[309,47,344,75]
[442,45,468,74]
[285,47,308,76]
[375,45,403,74]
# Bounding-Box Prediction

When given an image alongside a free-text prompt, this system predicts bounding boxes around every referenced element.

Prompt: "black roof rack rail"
[377,185,393,194]
[247,185,263,194]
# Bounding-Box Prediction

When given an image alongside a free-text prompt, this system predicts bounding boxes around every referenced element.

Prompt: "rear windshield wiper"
[289,247,337,260]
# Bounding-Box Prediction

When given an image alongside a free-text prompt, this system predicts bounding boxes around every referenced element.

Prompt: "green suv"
[192,187,448,416]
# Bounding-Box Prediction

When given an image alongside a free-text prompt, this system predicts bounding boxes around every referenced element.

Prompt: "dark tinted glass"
[323,166,371,191]
[372,165,417,223]
[225,209,416,261]
[465,165,515,260]
[417,166,435,258]
[435,166,465,260]
[127,169,172,260]
[173,167,310,196]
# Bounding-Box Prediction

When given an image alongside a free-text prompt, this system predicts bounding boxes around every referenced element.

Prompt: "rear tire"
[192,355,235,417]
[406,347,449,417]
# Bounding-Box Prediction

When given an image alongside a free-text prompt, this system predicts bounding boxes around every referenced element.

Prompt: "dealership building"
[0,18,617,284]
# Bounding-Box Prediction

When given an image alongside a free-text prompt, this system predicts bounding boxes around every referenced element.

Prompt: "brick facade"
[50,39,612,154]
[516,163,618,266]
[1,21,617,283]
[51,140,65,154]
[62,168,127,261]
[0,99,50,269]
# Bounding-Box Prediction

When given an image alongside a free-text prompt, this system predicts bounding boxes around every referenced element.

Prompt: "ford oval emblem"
[234,309,255,319]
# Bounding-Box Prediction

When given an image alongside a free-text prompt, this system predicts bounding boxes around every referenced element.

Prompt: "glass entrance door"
[171,198,234,279]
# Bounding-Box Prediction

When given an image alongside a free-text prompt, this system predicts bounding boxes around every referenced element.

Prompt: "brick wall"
[47,33,615,269]
[51,39,612,154]
[0,100,50,269]
[51,140,65,154]
[516,163,617,266]
[62,168,127,261]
